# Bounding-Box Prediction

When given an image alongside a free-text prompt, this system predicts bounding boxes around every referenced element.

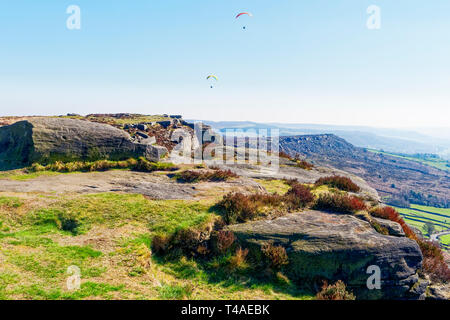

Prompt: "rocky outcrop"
[227,210,424,299]
[372,217,405,237]
[0,117,167,169]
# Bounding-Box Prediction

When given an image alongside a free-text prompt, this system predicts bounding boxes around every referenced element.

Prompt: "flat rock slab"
[0,171,197,200]
[227,210,423,299]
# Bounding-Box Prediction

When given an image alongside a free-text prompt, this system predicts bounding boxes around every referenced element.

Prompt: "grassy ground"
[60,115,170,126]
[0,169,65,181]
[254,179,291,195]
[0,192,314,300]
[368,149,450,172]
[393,204,450,247]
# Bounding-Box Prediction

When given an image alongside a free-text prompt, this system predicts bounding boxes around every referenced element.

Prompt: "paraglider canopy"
[236,12,253,29]
[206,75,218,88]
[236,12,253,19]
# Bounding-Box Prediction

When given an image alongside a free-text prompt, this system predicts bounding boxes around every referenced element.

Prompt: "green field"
[368,149,450,172]
[393,204,450,249]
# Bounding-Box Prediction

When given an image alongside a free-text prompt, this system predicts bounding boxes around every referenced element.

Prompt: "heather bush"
[217,183,315,224]
[228,247,249,271]
[28,157,176,174]
[261,243,289,269]
[316,280,356,300]
[218,192,260,224]
[417,239,450,283]
[175,169,238,183]
[284,183,314,209]
[211,230,235,253]
[313,193,366,214]
[294,159,314,170]
[292,155,314,170]
[278,151,291,159]
[151,234,172,254]
[315,175,360,192]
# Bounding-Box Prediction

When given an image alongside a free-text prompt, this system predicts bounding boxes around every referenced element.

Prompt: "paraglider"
[206,75,218,88]
[236,12,253,29]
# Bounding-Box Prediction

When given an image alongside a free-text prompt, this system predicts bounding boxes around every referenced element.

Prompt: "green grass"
[60,114,170,126]
[0,191,315,300]
[0,159,176,182]
[440,234,450,248]
[40,193,216,234]
[0,169,63,181]
[0,196,23,208]
[392,204,450,246]
[0,169,71,181]
[255,179,291,195]
[368,149,450,172]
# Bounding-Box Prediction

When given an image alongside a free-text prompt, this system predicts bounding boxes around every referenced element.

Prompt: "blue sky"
[0,0,449,128]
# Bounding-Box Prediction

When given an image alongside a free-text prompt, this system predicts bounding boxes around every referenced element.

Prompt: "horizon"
[1,1,449,129]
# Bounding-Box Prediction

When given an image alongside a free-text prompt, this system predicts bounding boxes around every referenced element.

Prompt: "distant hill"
[279,134,450,208]
[194,120,450,160]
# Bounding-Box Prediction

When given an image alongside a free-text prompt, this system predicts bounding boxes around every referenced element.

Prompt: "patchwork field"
[393,204,450,249]
[368,149,450,172]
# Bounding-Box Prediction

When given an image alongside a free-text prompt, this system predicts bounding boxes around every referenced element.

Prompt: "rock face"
[227,210,424,300]
[0,117,167,169]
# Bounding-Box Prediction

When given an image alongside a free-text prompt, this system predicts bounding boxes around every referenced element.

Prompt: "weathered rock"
[227,210,423,300]
[136,132,149,139]
[0,117,167,169]
[372,217,405,237]
[141,136,157,145]
[157,120,172,129]
[145,145,168,162]
[137,124,147,131]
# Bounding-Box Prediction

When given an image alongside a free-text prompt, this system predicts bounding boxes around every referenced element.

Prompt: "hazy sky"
[0,0,449,128]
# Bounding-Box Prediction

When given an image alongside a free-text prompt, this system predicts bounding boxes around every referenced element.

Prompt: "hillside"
[0,115,449,300]
[198,120,450,159]
[280,134,450,208]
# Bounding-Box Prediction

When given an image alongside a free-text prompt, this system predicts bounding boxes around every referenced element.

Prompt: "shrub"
[370,206,417,240]
[172,228,205,254]
[313,193,366,214]
[58,212,81,234]
[212,230,235,253]
[29,163,45,172]
[284,183,314,209]
[28,157,177,174]
[218,193,259,224]
[261,243,289,269]
[175,169,238,183]
[294,159,314,170]
[228,247,249,271]
[151,234,172,254]
[134,157,176,172]
[315,175,360,192]
[417,239,450,283]
[316,280,356,300]
[279,151,291,159]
